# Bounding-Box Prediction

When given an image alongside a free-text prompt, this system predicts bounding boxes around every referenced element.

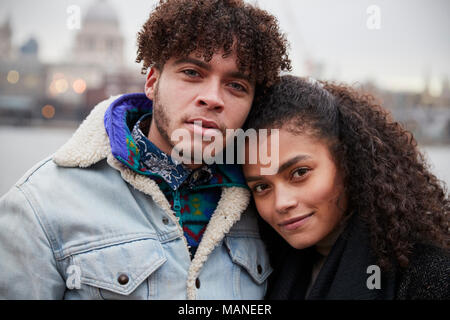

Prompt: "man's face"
[145,50,255,166]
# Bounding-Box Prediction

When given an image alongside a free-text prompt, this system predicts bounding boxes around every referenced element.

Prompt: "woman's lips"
[279,212,315,231]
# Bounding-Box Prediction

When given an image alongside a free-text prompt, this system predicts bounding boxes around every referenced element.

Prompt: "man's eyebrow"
[173,57,252,83]
[245,154,312,182]
[226,71,252,83]
[173,57,211,71]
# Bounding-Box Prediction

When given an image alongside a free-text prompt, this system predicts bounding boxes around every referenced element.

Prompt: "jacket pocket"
[225,236,272,284]
[71,238,166,299]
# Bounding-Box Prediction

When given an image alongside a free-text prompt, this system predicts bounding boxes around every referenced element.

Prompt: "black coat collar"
[267,215,397,300]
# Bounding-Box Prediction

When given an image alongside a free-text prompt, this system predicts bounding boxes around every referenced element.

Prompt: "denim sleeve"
[0,186,66,299]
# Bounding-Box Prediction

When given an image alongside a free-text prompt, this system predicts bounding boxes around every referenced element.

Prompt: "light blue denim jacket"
[0,95,272,299]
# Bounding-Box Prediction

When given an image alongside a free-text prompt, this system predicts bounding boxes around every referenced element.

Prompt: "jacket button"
[195,278,201,289]
[118,274,129,285]
[162,217,169,225]
[257,265,263,274]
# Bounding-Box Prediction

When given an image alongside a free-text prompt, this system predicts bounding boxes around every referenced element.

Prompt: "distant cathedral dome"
[72,0,124,70]
[84,0,119,25]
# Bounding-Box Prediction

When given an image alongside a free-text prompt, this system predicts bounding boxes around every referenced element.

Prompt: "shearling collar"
[53,94,251,299]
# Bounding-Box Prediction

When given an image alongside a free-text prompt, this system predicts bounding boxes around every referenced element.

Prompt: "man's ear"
[145,67,160,100]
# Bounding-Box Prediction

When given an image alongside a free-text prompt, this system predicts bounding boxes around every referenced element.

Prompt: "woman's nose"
[274,185,298,214]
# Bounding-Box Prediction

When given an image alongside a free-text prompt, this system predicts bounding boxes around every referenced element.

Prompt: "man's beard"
[152,84,200,164]
[152,83,227,165]
[152,83,174,150]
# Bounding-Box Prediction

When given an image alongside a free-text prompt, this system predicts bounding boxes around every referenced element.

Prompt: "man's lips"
[278,212,315,231]
[186,118,220,129]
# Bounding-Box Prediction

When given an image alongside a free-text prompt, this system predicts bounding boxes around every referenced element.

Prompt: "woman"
[242,75,449,299]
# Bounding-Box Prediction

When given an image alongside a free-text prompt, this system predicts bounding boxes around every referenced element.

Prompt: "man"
[0,0,290,299]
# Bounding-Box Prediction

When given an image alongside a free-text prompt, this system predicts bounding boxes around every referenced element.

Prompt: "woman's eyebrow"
[245,154,312,182]
[245,176,263,183]
[277,155,312,174]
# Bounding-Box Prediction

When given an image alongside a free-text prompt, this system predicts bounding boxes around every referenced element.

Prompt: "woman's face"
[243,128,347,249]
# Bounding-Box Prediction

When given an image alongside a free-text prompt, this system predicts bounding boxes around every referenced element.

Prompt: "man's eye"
[229,82,246,92]
[292,168,310,179]
[182,69,200,77]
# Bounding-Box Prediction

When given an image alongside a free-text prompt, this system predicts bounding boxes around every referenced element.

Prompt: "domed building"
[72,0,125,71]
[43,0,144,120]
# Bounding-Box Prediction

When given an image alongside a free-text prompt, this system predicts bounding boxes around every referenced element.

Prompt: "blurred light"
[73,79,87,94]
[49,81,58,96]
[7,70,20,84]
[55,79,69,93]
[41,105,55,119]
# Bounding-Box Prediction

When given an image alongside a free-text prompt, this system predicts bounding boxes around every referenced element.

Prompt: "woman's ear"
[145,67,160,100]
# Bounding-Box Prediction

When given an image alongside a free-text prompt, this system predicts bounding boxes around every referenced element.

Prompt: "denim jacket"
[0,95,272,299]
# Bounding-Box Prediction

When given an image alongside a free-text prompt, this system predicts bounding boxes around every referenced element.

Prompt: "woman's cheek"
[255,198,274,224]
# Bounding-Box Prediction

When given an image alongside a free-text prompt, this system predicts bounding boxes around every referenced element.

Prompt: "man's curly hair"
[245,75,449,271]
[136,0,291,91]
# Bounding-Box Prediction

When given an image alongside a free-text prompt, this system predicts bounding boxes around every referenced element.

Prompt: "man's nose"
[196,79,225,112]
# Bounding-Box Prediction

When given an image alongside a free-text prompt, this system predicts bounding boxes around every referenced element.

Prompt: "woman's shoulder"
[397,243,449,299]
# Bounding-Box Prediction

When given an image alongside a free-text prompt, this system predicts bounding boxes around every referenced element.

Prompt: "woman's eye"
[253,184,269,194]
[182,69,200,77]
[292,168,309,179]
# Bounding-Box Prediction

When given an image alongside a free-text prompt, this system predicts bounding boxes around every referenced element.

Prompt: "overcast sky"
[1,0,449,94]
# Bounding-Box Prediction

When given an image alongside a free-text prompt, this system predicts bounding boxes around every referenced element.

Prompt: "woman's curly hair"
[245,75,449,271]
[136,0,291,91]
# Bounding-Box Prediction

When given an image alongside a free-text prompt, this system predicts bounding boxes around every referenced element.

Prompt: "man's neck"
[147,119,203,170]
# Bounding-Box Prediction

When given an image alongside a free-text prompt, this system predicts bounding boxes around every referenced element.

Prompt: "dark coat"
[263,214,450,300]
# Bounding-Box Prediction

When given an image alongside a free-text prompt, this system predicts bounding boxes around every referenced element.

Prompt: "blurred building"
[1,0,143,124]
[0,16,47,124]
[0,17,12,60]
[73,0,125,71]
[370,76,450,144]
[440,76,450,106]
[43,0,145,120]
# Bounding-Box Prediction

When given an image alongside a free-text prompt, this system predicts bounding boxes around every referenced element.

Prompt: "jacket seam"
[15,185,65,280]
[16,157,54,187]
[57,234,161,260]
